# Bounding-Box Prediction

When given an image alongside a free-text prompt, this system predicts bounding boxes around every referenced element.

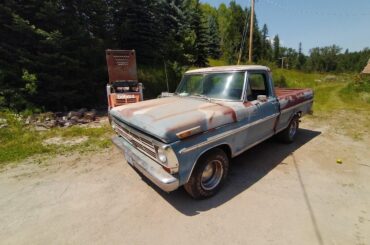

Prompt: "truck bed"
[275,88,313,110]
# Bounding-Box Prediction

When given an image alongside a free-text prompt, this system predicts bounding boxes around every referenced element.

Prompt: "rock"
[46,120,57,128]
[65,118,78,127]
[71,116,80,121]
[38,112,55,122]
[56,119,65,127]
[55,112,63,117]
[78,108,87,115]
[35,124,49,131]
[68,111,83,119]
[25,116,32,125]
[77,118,91,124]
[84,110,96,121]
[64,121,73,127]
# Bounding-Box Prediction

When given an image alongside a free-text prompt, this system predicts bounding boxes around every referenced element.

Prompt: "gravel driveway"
[1,118,369,245]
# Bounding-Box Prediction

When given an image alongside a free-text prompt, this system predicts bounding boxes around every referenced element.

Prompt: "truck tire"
[184,148,229,199]
[277,115,299,143]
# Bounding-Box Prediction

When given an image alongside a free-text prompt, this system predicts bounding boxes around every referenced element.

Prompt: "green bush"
[340,76,370,104]
[138,64,184,99]
[274,74,288,87]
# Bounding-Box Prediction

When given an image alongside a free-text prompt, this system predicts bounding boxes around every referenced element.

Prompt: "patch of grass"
[0,111,113,165]
[271,69,370,140]
[340,76,370,105]
[272,69,370,112]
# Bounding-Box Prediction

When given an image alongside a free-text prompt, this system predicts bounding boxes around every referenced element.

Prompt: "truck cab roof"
[185,65,270,74]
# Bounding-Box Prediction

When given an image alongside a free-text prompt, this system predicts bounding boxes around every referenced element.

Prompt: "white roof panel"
[185,65,270,74]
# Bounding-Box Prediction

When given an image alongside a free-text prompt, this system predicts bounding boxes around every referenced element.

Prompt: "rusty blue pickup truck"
[110,65,314,199]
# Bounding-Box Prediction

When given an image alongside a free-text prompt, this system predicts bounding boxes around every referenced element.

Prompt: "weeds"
[0,111,113,165]
[271,69,370,112]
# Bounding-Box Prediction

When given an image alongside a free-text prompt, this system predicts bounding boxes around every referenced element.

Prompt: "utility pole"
[279,57,286,69]
[248,0,255,63]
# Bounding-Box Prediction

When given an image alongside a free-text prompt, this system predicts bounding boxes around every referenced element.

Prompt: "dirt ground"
[0,115,369,245]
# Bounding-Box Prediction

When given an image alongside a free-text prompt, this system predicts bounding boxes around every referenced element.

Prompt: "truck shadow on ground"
[141,128,321,216]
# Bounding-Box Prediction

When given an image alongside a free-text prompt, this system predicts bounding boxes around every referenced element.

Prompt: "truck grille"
[116,98,137,104]
[112,119,158,161]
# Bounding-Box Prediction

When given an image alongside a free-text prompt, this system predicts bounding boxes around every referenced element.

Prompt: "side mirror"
[257,95,267,102]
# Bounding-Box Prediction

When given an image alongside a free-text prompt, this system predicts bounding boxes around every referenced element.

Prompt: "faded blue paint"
[109,67,314,190]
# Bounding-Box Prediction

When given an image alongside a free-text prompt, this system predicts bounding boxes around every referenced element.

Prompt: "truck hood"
[110,96,239,143]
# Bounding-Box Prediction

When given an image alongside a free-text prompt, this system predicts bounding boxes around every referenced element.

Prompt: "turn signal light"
[176,126,202,139]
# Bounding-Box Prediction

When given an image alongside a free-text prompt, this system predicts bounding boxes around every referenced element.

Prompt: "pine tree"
[250,12,262,62]
[207,16,222,59]
[261,24,272,60]
[0,2,39,109]
[112,0,163,64]
[191,0,209,67]
[222,2,246,64]
[296,42,306,69]
[159,0,190,64]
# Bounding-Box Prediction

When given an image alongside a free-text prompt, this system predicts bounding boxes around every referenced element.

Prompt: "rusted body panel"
[275,88,313,110]
[110,65,314,192]
[105,49,143,109]
[108,93,142,108]
[106,49,138,83]
[110,96,242,143]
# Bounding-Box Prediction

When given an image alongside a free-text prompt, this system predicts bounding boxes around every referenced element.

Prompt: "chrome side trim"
[280,99,313,112]
[112,136,179,192]
[179,113,279,154]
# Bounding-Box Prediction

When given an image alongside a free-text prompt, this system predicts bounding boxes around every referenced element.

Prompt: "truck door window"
[247,73,269,100]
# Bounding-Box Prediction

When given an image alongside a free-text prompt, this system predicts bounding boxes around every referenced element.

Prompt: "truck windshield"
[175,72,245,101]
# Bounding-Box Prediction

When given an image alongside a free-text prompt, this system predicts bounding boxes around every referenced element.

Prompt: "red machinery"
[106,49,143,110]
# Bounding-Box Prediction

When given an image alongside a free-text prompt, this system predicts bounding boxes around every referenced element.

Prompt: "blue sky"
[202,0,370,54]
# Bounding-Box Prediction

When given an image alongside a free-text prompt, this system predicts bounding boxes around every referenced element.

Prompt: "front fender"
[170,127,235,186]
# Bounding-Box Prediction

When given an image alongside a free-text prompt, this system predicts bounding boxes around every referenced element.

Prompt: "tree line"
[1,0,369,111]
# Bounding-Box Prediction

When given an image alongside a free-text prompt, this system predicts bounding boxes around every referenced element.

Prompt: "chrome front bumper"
[112,136,179,192]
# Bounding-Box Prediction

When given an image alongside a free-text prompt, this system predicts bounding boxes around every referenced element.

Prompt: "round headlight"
[157,148,167,163]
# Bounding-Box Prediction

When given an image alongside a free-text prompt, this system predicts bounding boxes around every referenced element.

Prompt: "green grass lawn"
[272,69,370,112]
[0,112,113,165]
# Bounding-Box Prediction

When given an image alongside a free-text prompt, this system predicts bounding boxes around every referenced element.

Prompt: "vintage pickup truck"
[110,65,314,198]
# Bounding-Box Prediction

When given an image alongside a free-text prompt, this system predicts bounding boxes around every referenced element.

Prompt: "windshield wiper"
[191,93,212,102]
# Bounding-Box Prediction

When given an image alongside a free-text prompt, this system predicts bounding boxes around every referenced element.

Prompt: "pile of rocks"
[26,109,98,130]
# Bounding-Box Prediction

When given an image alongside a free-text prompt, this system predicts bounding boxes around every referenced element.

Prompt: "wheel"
[184,148,229,199]
[277,115,299,143]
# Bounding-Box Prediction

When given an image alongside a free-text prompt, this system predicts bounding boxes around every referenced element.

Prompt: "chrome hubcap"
[289,120,297,139]
[201,160,224,190]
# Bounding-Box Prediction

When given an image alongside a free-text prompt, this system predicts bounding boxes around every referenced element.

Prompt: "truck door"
[244,71,280,143]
